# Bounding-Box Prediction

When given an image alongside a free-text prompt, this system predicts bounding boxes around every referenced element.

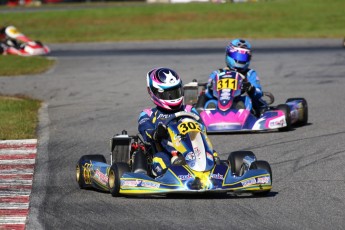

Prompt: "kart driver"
[0,25,21,55]
[138,67,204,177]
[205,39,267,117]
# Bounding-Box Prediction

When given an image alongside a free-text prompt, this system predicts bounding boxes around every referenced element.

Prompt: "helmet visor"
[153,86,183,100]
[227,49,251,62]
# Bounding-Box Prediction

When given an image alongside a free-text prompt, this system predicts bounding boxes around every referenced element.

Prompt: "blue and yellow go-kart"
[76,112,272,197]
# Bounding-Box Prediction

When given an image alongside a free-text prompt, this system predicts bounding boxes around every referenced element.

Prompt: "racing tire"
[108,162,130,197]
[250,160,272,196]
[277,104,291,132]
[76,154,107,189]
[228,151,256,176]
[132,150,148,174]
[286,97,308,126]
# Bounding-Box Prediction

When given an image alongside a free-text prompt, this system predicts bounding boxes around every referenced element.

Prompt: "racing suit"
[205,67,267,116]
[138,104,199,176]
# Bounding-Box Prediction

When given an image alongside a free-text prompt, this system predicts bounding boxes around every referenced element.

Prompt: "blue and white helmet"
[225,39,252,71]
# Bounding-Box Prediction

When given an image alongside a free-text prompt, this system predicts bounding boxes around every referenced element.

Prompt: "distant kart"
[76,112,272,197]
[1,25,50,56]
[183,70,308,133]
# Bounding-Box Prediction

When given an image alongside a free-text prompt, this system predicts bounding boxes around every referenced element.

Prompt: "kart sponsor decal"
[185,152,196,161]
[121,180,160,189]
[217,78,237,91]
[219,90,231,100]
[193,147,201,157]
[157,113,172,120]
[211,173,224,180]
[141,181,160,189]
[241,178,256,187]
[269,117,286,128]
[256,176,270,184]
[94,169,108,184]
[121,180,141,187]
[177,121,201,135]
[138,117,149,125]
[178,173,193,181]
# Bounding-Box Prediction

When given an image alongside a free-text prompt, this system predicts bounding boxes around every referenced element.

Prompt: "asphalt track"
[0,39,344,229]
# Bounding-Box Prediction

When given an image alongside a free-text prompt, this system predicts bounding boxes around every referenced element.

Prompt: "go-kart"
[0,25,50,56]
[183,70,308,133]
[76,111,272,197]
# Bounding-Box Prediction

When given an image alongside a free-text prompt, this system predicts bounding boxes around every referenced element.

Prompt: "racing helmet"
[146,67,184,111]
[225,39,252,71]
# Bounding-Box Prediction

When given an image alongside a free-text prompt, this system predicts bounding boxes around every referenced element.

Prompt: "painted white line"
[0,203,29,209]
[0,180,33,185]
[0,149,36,154]
[0,169,35,173]
[0,139,37,145]
[0,159,36,164]
[0,191,31,196]
[0,217,27,224]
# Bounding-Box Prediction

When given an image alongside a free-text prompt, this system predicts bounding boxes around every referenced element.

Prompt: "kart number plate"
[178,121,201,135]
[217,78,237,91]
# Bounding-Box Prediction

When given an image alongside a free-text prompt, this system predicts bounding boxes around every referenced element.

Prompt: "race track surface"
[0,39,344,229]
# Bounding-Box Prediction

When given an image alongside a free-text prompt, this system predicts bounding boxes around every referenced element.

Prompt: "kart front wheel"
[286,97,308,126]
[228,151,256,176]
[108,162,130,197]
[250,160,272,196]
[76,154,107,189]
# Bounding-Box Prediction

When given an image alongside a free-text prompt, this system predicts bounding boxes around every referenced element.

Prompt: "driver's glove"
[241,81,255,95]
[153,123,169,142]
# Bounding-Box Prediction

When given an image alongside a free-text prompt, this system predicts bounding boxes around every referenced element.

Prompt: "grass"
[0,96,41,140]
[1,0,344,43]
[0,55,55,76]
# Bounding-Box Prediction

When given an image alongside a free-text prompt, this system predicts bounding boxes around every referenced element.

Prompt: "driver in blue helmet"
[138,67,204,176]
[205,39,267,116]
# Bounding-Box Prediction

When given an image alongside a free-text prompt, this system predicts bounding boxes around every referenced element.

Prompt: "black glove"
[241,81,255,95]
[153,123,169,142]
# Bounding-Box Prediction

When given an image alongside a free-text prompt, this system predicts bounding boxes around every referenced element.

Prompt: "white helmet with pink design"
[146,67,184,111]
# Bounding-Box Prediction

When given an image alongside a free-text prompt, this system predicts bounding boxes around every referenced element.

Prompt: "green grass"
[0,55,55,76]
[1,0,344,43]
[0,96,41,140]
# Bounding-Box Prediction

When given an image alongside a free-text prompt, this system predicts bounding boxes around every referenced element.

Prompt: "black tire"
[132,150,148,174]
[108,162,130,197]
[286,97,308,126]
[250,160,272,196]
[76,154,107,189]
[277,104,291,132]
[228,151,256,176]
[112,145,130,164]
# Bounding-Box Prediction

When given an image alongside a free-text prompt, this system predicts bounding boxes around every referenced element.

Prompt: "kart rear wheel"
[286,97,308,126]
[108,162,130,197]
[228,151,256,176]
[76,154,107,189]
[277,104,291,132]
[250,160,272,196]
